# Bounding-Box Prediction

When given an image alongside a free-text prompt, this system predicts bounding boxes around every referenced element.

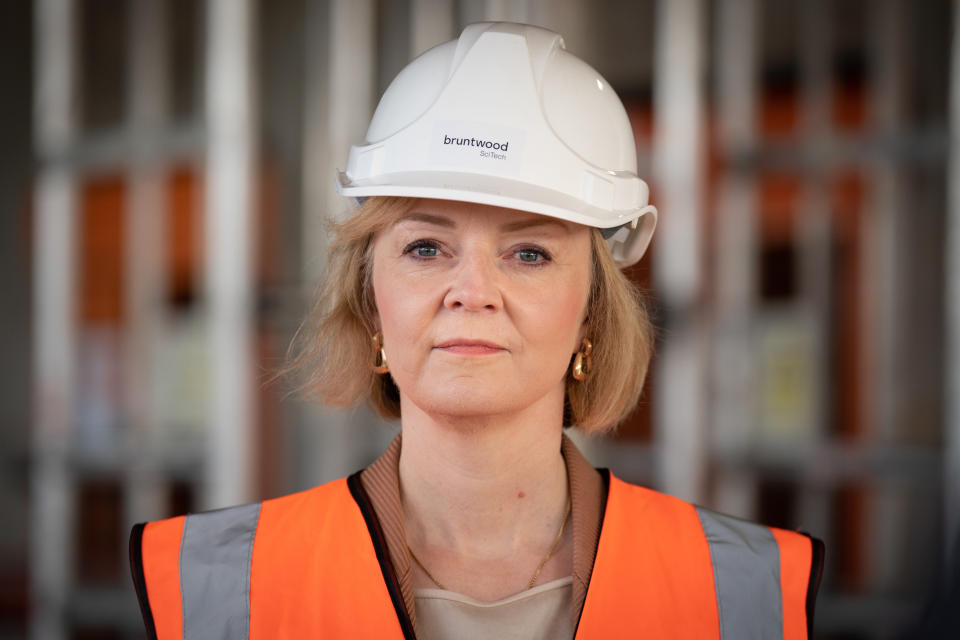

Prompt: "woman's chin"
[400,381,528,421]
[412,391,520,420]
[397,372,566,426]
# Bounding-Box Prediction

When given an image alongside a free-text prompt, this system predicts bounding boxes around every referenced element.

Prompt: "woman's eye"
[403,241,440,258]
[515,248,549,264]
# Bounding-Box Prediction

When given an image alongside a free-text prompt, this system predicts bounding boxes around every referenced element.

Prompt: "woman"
[130,22,823,639]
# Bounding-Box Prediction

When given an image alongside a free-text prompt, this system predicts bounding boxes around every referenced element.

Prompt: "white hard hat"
[336,22,657,267]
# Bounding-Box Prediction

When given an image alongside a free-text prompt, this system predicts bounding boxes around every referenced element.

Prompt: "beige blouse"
[360,433,606,636]
[414,577,573,640]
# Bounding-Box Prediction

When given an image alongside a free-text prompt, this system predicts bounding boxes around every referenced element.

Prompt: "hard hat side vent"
[366,40,457,144]
[540,50,638,173]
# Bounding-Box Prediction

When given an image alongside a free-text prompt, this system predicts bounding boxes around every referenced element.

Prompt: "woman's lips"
[434,339,507,355]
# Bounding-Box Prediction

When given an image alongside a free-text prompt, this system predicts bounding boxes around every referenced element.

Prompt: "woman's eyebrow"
[395,212,456,228]
[499,218,571,233]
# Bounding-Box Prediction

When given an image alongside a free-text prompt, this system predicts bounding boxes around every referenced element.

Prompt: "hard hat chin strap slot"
[604,206,657,265]
[600,224,628,239]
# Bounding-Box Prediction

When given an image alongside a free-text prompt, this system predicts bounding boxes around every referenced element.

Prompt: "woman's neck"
[398,393,571,599]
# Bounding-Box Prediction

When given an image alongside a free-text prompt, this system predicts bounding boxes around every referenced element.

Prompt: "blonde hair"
[283,196,654,434]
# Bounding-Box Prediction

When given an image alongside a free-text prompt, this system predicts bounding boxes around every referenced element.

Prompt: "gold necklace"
[407,497,572,592]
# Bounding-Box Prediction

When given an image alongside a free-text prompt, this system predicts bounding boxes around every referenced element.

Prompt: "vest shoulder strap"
[130,478,408,640]
[694,505,823,640]
[576,474,823,640]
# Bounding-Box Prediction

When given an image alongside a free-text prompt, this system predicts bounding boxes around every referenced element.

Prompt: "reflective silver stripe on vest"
[180,503,261,640]
[695,507,784,639]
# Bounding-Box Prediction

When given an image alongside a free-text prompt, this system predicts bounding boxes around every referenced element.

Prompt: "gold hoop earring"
[372,332,389,374]
[572,338,592,382]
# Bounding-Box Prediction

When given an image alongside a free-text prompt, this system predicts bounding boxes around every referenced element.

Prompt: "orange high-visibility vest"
[130,472,823,639]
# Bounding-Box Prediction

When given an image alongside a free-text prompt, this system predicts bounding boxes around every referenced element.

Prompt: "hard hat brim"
[336,169,656,267]
[337,169,642,230]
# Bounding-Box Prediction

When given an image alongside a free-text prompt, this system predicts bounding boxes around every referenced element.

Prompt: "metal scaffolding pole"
[203,0,258,509]
[301,0,331,284]
[946,0,960,561]
[458,0,532,24]
[867,0,906,446]
[653,0,707,503]
[30,2,77,637]
[302,0,375,270]
[411,0,455,56]
[298,0,390,489]
[797,0,833,440]
[793,0,836,577]
[867,0,910,592]
[124,0,169,527]
[712,0,759,517]
[327,0,376,222]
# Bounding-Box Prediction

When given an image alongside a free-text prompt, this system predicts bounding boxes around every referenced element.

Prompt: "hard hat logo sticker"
[431,120,525,171]
[442,135,510,154]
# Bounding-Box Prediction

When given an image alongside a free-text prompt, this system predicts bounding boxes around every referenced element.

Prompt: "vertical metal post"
[868,0,905,443]
[301,0,331,284]
[327,0,376,221]
[411,0,455,56]
[797,0,832,431]
[653,0,707,503]
[300,0,379,275]
[299,0,336,489]
[299,0,386,488]
[712,0,759,517]
[125,0,169,524]
[458,0,532,24]
[204,0,258,509]
[31,1,76,637]
[945,0,960,561]
[868,0,908,590]
[795,0,835,567]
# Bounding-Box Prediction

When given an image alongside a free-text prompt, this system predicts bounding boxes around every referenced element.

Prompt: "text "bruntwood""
[442,134,510,152]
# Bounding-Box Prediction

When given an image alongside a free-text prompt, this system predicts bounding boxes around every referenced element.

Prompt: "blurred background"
[2,0,958,637]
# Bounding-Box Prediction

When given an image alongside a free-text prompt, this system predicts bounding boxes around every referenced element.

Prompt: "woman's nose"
[443,253,502,312]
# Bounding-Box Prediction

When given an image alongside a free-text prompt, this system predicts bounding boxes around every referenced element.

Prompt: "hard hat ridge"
[336,21,657,267]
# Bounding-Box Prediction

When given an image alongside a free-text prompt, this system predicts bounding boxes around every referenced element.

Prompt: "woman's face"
[371,199,592,420]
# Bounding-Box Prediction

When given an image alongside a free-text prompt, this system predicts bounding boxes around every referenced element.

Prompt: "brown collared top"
[360,433,606,636]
